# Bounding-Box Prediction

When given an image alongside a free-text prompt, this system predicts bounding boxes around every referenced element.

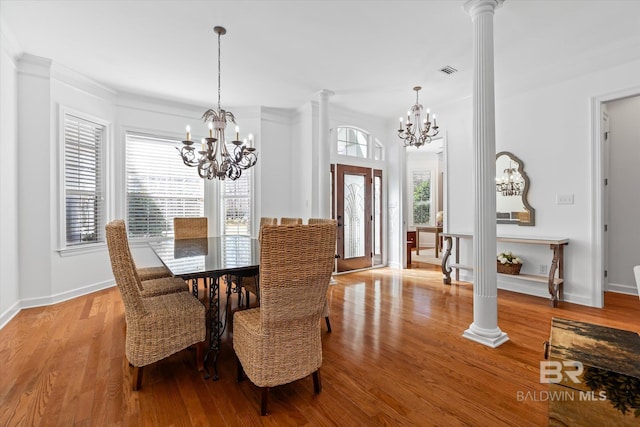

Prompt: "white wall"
[0,24,20,327]
[606,95,640,294]
[441,57,640,307]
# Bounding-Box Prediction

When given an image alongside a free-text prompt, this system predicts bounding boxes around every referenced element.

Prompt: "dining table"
[149,235,260,380]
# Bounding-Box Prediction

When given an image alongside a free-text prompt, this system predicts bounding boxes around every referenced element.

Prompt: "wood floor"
[1,266,638,426]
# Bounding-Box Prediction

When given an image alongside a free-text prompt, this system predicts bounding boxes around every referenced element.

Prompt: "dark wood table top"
[149,236,260,279]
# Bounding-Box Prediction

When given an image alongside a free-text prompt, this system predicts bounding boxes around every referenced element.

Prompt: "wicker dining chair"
[238,217,278,307]
[174,217,208,291]
[136,265,172,282]
[106,220,205,390]
[108,220,187,297]
[308,218,338,332]
[174,217,208,239]
[279,217,302,225]
[233,222,337,415]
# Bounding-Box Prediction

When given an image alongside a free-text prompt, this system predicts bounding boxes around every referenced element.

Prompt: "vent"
[439,65,458,75]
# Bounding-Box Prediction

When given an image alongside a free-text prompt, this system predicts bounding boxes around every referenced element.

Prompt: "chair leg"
[196,341,205,372]
[261,387,269,416]
[236,353,244,382]
[312,369,322,394]
[325,316,332,333]
[132,366,143,391]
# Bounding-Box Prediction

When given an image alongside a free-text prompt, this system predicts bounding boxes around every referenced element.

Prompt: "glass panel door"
[336,165,372,272]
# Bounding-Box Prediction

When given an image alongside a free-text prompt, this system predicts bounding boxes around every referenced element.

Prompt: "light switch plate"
[556,194,574,205]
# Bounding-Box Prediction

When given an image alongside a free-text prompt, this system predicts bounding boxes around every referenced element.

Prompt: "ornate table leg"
[441,236,453,285]
[204,275,222,380]
[548,244,564,307]
[191,278,199,299]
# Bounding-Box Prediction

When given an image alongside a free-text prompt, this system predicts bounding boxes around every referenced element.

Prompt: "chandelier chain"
[217,27,221,112]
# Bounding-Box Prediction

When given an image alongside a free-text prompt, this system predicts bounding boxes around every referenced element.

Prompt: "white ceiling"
[2,0,640,119]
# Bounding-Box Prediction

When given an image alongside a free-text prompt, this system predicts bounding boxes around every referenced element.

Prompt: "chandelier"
[397,86,439,148]
[496,164,524,196]
[178,26,257,180]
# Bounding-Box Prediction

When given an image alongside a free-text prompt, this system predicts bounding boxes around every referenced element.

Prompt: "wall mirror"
[496,151,535,226]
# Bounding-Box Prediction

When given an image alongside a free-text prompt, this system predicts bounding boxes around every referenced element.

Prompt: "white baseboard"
[0,300,21,330]
[0,279,115,330]
[605,282,638,296]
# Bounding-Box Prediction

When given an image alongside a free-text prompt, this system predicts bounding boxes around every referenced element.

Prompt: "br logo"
[539,360,583,384]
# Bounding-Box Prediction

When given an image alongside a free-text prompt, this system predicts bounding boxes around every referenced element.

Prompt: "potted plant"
[497,251,523,275]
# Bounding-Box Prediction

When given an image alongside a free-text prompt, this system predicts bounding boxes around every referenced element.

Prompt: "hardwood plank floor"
[1,266,638,426]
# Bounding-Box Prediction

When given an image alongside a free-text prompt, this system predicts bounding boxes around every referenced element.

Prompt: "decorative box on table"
[545,318,640,426]
[497,262,522,275]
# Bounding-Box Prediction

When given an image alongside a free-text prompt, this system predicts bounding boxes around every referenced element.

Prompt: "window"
[222,162,251,236]
[126,132,204,238]
[63,113,106,246]
[337,127,368,158]
[412,171,432,225]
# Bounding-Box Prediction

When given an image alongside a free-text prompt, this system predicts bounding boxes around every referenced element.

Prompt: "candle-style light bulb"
[208,122,213,138]
[433,115,437,127]
[186,125,191,141]
[399,117,403,131]
[201,138,206,152]
[235,125,239,141]
[248,133,253,146]
[426,108,430,123]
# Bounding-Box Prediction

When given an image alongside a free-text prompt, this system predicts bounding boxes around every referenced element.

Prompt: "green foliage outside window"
[413,180,431,224]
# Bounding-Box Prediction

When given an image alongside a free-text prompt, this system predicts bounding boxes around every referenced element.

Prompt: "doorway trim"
[590,85,640,308]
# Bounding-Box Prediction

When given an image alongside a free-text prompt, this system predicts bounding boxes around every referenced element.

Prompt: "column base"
[463,322,509,348]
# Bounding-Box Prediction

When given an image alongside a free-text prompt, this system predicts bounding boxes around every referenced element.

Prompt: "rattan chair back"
[105,220,146,315]
[174,217,208,239]
[308,218,334,224]
[279,217,302,225]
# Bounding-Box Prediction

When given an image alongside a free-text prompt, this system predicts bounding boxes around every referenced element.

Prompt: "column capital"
[464,0,504,18]
[316,89,335,99]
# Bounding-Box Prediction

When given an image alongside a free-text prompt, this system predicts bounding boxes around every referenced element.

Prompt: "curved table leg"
[441,236,453,285]
[548,244,563,307]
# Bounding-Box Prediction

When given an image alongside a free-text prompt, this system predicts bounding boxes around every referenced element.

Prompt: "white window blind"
[222,158,251,236]
[126,132,204,238]
[64,114,105,246]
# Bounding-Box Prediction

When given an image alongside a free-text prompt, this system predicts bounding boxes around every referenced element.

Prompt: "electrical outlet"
[539,264,548,275]
[556,194,574,205]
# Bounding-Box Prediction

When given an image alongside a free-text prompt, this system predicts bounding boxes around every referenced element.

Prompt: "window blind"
[126,132,204,238]
[64,114,104,246]
[222,157,251,236]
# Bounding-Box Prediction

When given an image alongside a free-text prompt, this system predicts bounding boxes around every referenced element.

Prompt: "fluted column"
[463,0,509,348]
[318,89,333,218]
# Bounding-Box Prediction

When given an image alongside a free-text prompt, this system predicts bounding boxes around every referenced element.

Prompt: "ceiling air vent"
[439,65,458,75]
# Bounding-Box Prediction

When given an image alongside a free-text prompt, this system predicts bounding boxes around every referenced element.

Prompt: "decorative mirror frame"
[496,151,535,226]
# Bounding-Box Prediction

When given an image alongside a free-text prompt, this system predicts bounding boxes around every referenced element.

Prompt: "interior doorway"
[592,87,640,307]
[335,164,383,272]
[603,95,640,295]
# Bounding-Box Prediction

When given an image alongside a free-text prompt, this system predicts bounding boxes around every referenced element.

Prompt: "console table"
[415,225,443,257]
[440,232,569,307]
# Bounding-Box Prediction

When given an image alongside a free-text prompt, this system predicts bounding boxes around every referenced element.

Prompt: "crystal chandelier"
[397,86,439,148]
[496,164,524,196]
[178,26,257,180]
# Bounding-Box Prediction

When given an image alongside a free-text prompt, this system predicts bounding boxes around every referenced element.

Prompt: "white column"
[317,89,333,218]
[463,0,509,348]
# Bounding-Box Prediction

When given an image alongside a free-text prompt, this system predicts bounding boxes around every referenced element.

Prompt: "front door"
[336,165,372,272]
